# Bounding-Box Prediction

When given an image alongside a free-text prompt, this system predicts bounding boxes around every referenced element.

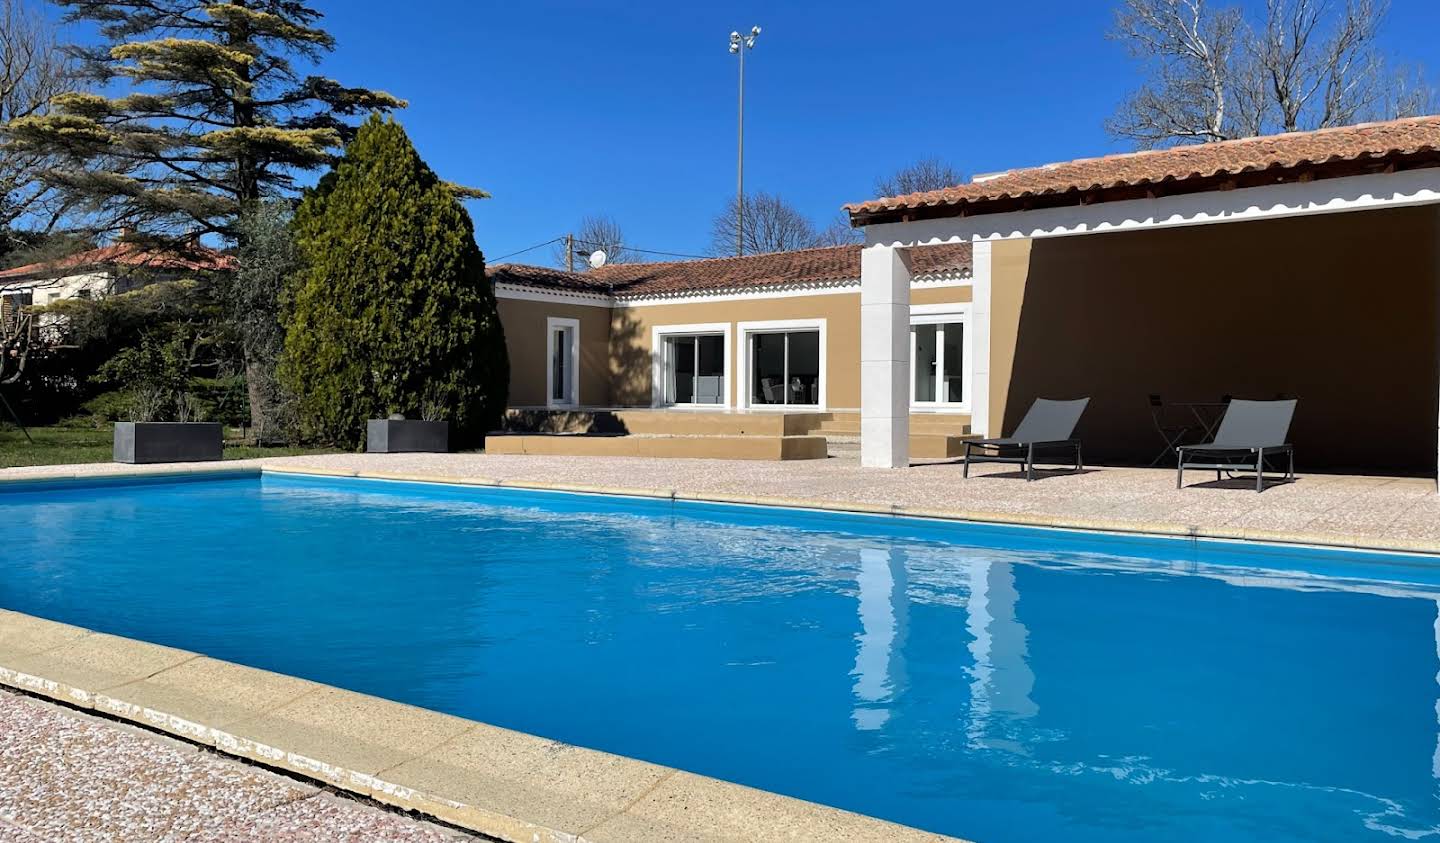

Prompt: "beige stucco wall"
[987,206,1440,472]
[609,285,972,409]
[988,240,1032,437]
[495,297,613,407]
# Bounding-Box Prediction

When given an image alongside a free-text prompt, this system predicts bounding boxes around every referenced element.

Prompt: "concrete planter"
[367,419,449,454]
[113,422,223,464]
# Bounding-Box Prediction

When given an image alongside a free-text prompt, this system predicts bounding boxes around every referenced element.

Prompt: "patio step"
[502,409,826,437]
[812,413,972,437]
[911,433,979,460]
[824,432,978,459]
[611,410,824,437]
[485,433,828,461]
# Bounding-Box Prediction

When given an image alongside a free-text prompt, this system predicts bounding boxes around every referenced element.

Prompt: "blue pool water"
[4,472,1440,841]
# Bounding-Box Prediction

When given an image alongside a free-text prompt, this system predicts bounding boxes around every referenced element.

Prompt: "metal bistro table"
[1173,401,1230,443]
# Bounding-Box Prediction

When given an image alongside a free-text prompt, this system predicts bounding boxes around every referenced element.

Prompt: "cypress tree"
[281,115,507,449]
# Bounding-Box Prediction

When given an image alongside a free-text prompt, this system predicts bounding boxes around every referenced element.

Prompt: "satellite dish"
[588,249,607,269]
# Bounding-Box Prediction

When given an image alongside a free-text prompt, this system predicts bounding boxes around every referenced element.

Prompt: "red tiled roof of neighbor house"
[0,241,237,283]
[487,242,972,299]
[846,115,1440,225]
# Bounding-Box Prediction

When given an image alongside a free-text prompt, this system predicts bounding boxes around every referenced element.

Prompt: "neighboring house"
[0,241,236,340]
[489,242,974,417]
[495,115,1440,474]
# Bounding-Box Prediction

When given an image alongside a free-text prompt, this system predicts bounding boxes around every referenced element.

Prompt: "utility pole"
[729,26,761,258]
[565,232,574,273]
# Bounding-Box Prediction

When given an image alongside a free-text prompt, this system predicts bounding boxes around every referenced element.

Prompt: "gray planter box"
[367,419,449,453]
[114,422,223,464]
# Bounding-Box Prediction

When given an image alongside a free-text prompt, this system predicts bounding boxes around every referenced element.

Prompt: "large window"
[911,310,967,408]
[663,333,725,405]
[749,329,821,407]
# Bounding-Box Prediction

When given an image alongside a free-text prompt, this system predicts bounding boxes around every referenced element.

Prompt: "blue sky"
[50,1,1440,264]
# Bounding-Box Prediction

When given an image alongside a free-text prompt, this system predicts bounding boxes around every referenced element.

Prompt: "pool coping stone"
[0,609,958,843]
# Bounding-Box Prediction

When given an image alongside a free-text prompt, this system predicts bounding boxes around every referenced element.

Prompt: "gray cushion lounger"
[963,397,1090,481]
[1177,399,1296,492]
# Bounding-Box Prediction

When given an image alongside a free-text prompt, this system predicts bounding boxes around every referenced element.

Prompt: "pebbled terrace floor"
[0,689,473,842]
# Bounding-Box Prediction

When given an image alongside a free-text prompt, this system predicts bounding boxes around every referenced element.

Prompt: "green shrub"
[281,115,507,449]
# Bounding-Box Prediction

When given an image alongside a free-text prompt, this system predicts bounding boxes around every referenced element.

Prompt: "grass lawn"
[0,425,339,469]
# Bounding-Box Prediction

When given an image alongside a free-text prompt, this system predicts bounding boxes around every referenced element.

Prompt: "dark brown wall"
[996,206,1439,473]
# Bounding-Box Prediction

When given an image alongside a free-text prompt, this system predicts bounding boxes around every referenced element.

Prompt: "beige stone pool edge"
[3,463,1435,843]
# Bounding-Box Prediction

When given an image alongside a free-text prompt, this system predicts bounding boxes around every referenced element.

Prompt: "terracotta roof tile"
[487,242,971,299]
[0,241,236,283]
[846,115,1440,224]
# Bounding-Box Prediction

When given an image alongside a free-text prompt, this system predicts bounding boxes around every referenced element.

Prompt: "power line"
[571,237,710,261]
[489,235,709,265]
[487,237,562,263]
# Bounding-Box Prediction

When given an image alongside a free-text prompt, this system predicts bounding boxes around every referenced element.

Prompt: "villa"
[0,239,235,340]
[492,115,1440,475]
[488,243,977,458]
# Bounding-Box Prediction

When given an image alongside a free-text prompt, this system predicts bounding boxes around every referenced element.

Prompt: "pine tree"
[281,115,508,450]
[2,0,406,429]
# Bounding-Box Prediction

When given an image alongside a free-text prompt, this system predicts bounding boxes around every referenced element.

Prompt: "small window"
[910,313,968,408]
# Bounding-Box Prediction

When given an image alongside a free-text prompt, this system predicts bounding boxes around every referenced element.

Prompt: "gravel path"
[0,690,474,843]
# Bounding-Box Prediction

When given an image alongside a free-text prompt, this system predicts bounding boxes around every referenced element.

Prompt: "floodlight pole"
[730,26,760,257]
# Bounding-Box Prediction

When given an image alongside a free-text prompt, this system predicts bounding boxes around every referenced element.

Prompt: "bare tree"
[1108,0,1246,145]
[0,0,74,252]
[1108,0,1435,148]
[814,212,862,247]
[873,158,963,197]
[552,214,635,269]
[709,192,820,256]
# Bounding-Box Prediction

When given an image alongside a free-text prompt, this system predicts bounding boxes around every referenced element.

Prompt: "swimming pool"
[3,471,1438,842]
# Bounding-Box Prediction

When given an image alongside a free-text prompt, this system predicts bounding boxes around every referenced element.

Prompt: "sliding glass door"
[662,333,725,405]
[749,330,820,407]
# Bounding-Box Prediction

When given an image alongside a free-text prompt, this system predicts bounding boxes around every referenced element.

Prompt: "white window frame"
[545,316,581,408]
[909,303,971,412]
[737,318,827,411]
[650,322,732,409]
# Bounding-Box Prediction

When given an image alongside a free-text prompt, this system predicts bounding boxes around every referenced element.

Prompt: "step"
[820,432,978,459]
[485,433,828,461]
[611,411,824,437]
[502,409,825,437]
[910,433,979,460]
[813,419,972,436]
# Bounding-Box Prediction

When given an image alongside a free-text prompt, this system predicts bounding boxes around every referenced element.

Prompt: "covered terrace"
[849,116,1440,481]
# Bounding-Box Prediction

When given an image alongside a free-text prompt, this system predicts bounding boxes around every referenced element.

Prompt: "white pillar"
[851,547,909,731]
[970,240,993,438]
[860,244,911,468]
[964,559,1037,751]
[1432,601,1440,778]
